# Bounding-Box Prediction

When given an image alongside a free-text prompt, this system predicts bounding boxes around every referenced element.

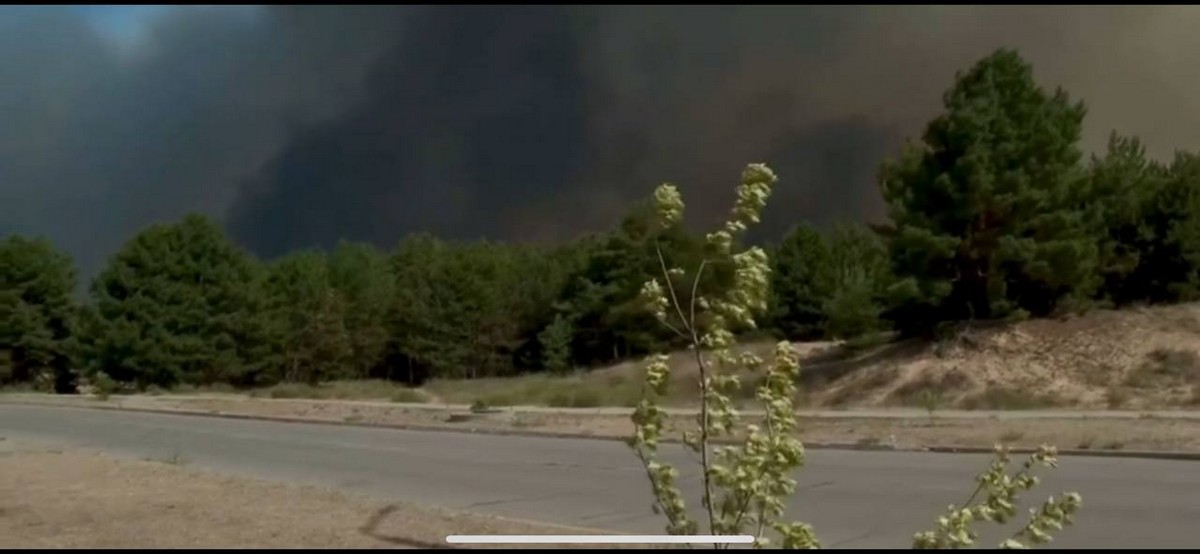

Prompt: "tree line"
[4,49,1200,393]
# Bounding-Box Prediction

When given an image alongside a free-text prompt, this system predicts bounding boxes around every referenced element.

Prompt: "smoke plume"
[2,6,1198,273]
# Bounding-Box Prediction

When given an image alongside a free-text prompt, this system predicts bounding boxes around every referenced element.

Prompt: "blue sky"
[62,5,260,45]
[66,5,174,42]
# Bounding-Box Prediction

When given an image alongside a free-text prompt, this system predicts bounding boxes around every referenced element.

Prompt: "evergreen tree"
[1140,151,1200,302]
[265,250,351,385]
[0,235,79,392]
[823,224,890,339]
[1081,133,1166,306]
[878,49,1097,335]
[328,241,394,378]
[556,201,712,365]
[83,214,272,388]
[768,224,834,340]
[538,313,574,374]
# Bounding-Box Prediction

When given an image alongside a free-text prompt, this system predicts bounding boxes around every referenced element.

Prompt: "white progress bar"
[446,535,755,545]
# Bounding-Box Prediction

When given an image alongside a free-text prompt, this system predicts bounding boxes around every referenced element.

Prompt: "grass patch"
[959,387,1062,410]
[546,389,602,408]
[837,332,895,359]
[998,430,1025,444]
[390,388,428,403]
[1105,385,1131,409]
[143,450,188,466]
[1125,348,1200,388]
[887,370,968,408]
[246,380,428,402]
[855,436,882,447]
[1077,434,1097,450]
[426,372,643,408]
[171,382,238,395]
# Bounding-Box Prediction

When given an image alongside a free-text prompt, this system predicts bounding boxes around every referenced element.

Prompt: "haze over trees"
[3,48,1200,391]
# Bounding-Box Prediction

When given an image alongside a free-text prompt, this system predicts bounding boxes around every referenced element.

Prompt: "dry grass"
[169,381,430,404]
[418,301,1200,412]
[425,372,643,409]
[425,341,827,410]
[806,302,1200,409]
[0,440,627,549]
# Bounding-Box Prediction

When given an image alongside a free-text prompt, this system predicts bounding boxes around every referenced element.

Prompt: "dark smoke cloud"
[3,6,1199,274]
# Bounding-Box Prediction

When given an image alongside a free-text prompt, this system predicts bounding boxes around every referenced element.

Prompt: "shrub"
[628,162,1081,548]
[92,372,118,401]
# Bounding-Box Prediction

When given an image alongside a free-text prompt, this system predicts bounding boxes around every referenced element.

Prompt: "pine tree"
[328,241,394,378]
[84,214,272,388]
[823,224,890,340]
[1141,151,1200,302]
[878,49,1097,335]
[0,235,79,392]
[265,250,352,385]
[538,313,574,374]
[768,224,834,340]
[1081,133,1166,306]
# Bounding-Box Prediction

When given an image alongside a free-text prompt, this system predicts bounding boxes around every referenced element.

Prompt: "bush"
[92,372,118,401]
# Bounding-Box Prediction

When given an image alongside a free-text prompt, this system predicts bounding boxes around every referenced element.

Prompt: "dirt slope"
[804,303,1200,409]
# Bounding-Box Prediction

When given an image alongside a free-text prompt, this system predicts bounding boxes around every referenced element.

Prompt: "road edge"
[4,398,1200,462]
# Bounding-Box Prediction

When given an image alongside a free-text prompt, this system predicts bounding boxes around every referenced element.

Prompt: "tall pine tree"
[879,49,1098,335]
[83,214,273,388]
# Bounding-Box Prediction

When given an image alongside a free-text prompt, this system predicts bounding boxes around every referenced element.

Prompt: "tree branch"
[655,241,693,334]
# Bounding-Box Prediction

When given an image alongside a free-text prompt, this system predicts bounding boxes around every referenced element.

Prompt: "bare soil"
[0,438,639,549]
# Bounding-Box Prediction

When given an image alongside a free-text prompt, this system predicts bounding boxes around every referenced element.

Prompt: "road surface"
[1,404,1196,548]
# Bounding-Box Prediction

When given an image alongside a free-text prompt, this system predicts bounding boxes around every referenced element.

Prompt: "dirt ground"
[0,438,643,549]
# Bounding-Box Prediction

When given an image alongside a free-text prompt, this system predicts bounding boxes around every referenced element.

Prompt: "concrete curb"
[923,445,1200,461]
[5,398,1200,462]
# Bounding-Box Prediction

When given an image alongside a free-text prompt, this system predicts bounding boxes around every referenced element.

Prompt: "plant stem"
[655,241,693,334]
[685,261,717,539]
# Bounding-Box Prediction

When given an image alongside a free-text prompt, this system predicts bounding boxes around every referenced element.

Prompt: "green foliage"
[328,241,395,379]
[630,164,821,546]
[538,313,574,374]
[1081,133,1166,306]
[0,235,80,393]
[769,223,889,341]
[91,371,118,400]
[387,236,567,381]
[265,250,352,385]
[879,49,1098,335]
[917,388,943,420]
[81,215,274,389]
[824,223,890,339]
[1135,152,1200,303]
[768,224,834,340]
[555,202,719,366]
[631,162,1079,548]
[914,446,1081,549]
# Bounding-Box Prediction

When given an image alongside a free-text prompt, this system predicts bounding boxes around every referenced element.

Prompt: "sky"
[2,6,1200,279]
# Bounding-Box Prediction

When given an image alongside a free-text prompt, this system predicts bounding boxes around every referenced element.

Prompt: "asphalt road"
[1,404,1197,549]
